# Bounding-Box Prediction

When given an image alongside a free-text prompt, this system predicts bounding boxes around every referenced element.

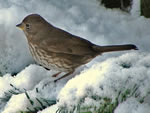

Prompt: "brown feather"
[16,14,138,81]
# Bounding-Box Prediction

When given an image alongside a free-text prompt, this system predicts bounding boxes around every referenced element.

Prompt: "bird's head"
[16,14,49,37]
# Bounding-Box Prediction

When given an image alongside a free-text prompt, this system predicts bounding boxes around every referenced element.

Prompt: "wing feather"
[39,27,95,56]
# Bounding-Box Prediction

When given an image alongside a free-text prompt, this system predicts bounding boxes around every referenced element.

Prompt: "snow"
[0,65,50,97]
[57,52,150,112]
[2,94,29,113]
[131,0,141,16]
[0,0,150,113]
[38,105,58,113]
[115,97,150,113]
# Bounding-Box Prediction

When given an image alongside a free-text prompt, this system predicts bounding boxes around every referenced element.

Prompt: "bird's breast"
[28,42,71,72]
[28,43,51,67]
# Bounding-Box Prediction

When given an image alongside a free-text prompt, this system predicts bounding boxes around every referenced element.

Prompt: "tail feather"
[93,44,138,53]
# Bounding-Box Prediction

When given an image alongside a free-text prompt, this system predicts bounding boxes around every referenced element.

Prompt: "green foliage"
[0,84,56,113]
[0,84,23,102]
[57,84,149,113]
[120,63,131,68]
[20,90,56,113]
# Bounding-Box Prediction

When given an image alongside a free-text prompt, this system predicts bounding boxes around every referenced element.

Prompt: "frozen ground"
[0,0,150,113]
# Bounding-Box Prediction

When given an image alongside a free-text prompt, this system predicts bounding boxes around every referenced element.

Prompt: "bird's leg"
[54,71,74,82]
[52,72,61,77]
[38,64,50,71]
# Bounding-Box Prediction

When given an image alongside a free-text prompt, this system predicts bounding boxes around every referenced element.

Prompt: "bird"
[16,14,138,82]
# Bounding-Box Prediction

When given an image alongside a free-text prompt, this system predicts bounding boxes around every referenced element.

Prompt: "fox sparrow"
[16,14,138,82]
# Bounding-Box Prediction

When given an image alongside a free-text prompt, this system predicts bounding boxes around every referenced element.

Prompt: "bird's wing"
[39,27,95,56]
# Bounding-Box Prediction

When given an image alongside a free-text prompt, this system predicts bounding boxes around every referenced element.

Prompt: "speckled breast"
[28,43,69,72]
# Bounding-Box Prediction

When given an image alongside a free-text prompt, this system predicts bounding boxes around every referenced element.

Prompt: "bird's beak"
[16,23,24,30]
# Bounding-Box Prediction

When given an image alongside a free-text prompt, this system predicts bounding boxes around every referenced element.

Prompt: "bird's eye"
[26,23,30,30]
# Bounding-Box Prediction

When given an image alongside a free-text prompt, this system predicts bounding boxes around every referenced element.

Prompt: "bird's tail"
[93,44,138,53]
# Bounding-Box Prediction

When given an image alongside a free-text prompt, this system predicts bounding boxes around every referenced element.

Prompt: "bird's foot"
[54,71,74,82]
[52,72,61,77]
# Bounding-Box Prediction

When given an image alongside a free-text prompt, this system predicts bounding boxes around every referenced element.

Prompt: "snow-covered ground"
[0,0,150,113]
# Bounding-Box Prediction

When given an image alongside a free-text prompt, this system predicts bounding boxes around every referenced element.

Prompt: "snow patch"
[58,52,150,111]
